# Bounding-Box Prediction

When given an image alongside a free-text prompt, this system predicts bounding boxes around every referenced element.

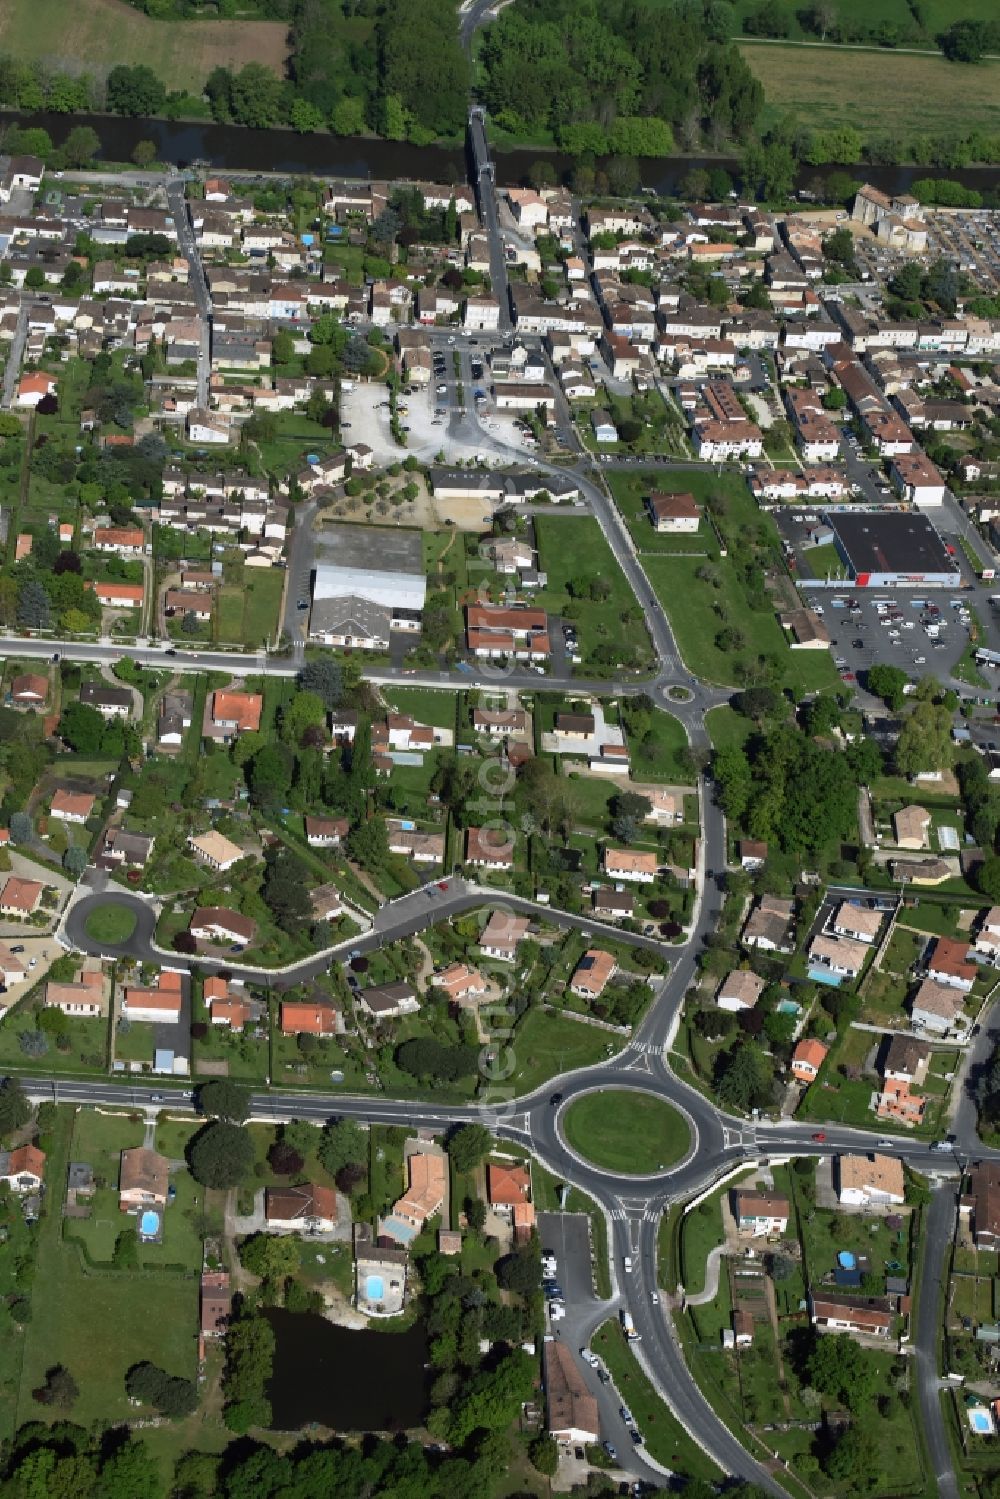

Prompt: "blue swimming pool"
[838,1251,856,1270]
[139,1209,160,1239]
[366,1275,384,1301]
[970,1409,993,1435]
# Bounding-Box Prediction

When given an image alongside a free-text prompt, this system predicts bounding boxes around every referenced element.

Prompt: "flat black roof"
[828,510,959,578]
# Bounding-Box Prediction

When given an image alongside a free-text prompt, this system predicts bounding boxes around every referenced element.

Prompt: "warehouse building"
[823,509,960,588]
[309,524,426,648]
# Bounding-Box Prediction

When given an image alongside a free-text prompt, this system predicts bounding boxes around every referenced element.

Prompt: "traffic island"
[562,1088,691,1175]
[83,902,138,946]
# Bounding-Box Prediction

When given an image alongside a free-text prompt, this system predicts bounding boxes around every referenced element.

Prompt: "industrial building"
[823,509,960,588]
[309,524,426,648]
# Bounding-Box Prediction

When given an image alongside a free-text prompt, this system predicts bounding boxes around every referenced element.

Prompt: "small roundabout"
[560,1086,693,1177]
[83,901,138,946]
[69,891,156,956]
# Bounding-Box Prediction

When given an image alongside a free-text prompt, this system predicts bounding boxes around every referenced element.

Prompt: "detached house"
[603,848,657,884]
[733,1189,789,1237]
[925,937,976,993]
[646,491,701,533]
[716,970,765,1013]
[808,932,868,981]
[910,976,968,1034]
[837,1153,905,1207]
[465,826,515,870]
[119,1148,169,1211]
[0,1145,45,1194]
[975,907,1000,965]
[569,948,617,1001]
[791,1038,828,1082]
[743,895,794,953]
[810,1294,892,1341]
[831,902,882,945]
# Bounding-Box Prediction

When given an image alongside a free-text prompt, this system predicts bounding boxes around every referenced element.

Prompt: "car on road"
[631,1429,643,1445]
[623,1255,633,1273]
[164,647,177,656]
[650,1291,659,1304]
[549,1092,563,1105]
[297,600,309,610]
[603,1442,617,1461]
[549,1300,565,1320]
[580,1348,599,1367]
[620,1405,634,1425]
[437,881,449,891]
[812,1132,826,1141]
[150,1094,162,1103]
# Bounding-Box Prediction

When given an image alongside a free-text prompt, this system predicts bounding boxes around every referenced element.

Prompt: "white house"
[716,970,765,1013]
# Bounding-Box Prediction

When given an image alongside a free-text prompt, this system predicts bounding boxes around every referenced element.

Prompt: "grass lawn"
[507,1007,620,1095]
[591,1319,722,1483]
[562,1089,690,1174]
[83,902,137,945]
[534,516,655,676]
[624,704,692,782]
[705,705,754,751]
[742,38,1000,140]
[241,569,284,648]
[18,1107,198,1429]
[382,686,460,731]
[802,542,847,582]
[605,469,719,557]
[644,552,837,694]
[0,0,289,90]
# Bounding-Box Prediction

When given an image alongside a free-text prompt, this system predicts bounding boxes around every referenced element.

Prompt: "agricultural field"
[0,0,289,91]
[742,40,1000,140]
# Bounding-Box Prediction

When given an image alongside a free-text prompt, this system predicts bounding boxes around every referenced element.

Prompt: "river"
[264,1308,431,1432]
[7,109,1000,196]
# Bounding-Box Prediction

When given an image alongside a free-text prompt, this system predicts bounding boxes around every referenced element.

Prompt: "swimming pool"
[970,1408,993,1435]
[366,1275,384,1301]
[838,1251,856,1270]
[139,1209,160,1239]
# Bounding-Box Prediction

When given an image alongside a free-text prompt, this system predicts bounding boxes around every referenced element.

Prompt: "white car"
[549,1301,566,1321]
[623,1256,633,1273]
[581,1348,599,1367]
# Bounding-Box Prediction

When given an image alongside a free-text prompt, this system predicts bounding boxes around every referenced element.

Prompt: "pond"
[264,1308,431,1432]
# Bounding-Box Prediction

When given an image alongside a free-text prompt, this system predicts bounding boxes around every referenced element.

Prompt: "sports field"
[742,39,1000,138]
[0,0,289,90]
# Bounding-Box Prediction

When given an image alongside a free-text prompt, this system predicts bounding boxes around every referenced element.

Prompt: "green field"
[83,902,137,945]
[644,553,837,694]
[732,0,1000,43]
[743,40,1000,140]
[534,516,655,676]
[17,1108,199,1429]
[0,0,288,93]
[563,1089,690,1174]
[507,1007,618,1095]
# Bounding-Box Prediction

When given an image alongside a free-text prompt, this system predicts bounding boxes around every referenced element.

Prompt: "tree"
[7,812,32,846]
[280,689,326,746]
[33,1364,79,1409]
[297,656,343,709]
[57,701,105,755]
[281,1118,317,1157]
[62,126,101,167]
[822,1423,880,1490]
[0,1077,30,1137]
[63,845,87,876]
[529,1434,559,1475]
[199,1079,250,1123]
[262,845,311,935]
[446,1122,491,1174]
[867,663,908,710]
[894,697,953,776]
[248,743,293,811]
[319,1116,367,1176]
[976,857,1000,902]
[17,578,52,630]
[939,19,988,62]
[267,1141,304,1176]
[188,1121,254,1189]
[715,1041,773,1112]
[125,1361,197,1417]
[92,1437,161,1499]
[496,1242,541,1295]
[239,1233,300,1280]
[131,140,156,167]
[24,266,44,290]
[806,1331,879,1410]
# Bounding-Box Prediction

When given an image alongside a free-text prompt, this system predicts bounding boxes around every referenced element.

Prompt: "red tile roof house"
[0,1144,45,1193]
[89,581,144,611]
[465,826,515,870]
[10,673,48,704]
[265,1182,339,1231]
[200,1269,231,1341]
[207,689,263,744]
[280,999,341,1036]
[925,937,977,993]
[0,877,43,917]
[49,788,96,825]
[121,970,183,1024]
[93,526,146,556]
[205,976,252,1032]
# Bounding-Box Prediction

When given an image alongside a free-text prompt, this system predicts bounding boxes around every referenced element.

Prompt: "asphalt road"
[912,1181,959,1499]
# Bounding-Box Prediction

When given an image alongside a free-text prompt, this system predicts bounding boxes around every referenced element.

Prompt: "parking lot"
[797,585,976,685]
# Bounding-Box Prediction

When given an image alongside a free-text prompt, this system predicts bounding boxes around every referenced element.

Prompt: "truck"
[621,1310,640,1341]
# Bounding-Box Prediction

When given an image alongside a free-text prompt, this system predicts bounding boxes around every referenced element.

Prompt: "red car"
[811,1132,827,1142]
[437,881,449,891]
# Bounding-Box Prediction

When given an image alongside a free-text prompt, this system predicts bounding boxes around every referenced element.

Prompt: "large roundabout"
[560,1087,693,1176]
